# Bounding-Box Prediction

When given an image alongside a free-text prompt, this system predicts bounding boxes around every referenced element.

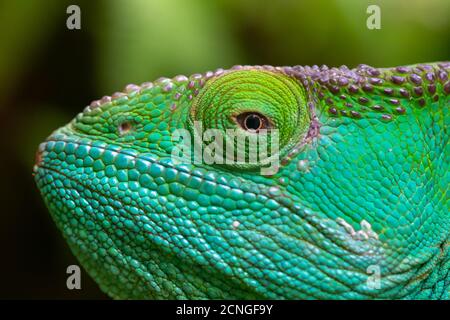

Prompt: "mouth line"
[35,135,247,186]
[34,134,291,208]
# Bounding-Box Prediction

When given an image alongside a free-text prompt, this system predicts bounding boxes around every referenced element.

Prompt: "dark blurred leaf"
[0,0,62,107]
[95,0,242,93]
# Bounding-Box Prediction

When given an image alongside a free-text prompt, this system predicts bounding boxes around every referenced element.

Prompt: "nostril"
[118,121,133,135]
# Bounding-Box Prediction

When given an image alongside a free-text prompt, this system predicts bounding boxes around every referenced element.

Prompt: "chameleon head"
[34,64,449,299]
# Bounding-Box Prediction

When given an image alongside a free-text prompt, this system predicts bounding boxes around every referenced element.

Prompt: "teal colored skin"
[34,63,449,299]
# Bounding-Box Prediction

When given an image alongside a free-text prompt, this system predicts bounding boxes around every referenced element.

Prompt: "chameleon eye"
[236,112,272,133]
[190,69,310,169]
[118,121,133,135]
[190,69,309,146]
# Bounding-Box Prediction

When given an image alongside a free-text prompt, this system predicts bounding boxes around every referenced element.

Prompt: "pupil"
[245,114,261,131]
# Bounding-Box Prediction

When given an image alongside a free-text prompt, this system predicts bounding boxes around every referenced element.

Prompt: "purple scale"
[425,72,435,82]
[444,82,450,94]
[428,84,436,94]
[413,87,423,96]
[358,97,369,104]
[438,71,448,82]
[141,82,154,89]
[112,92,126,100]
[383,88,394,95]
[418,98,426,107]
[395,107,406,114]
[337,77,349,86]
[409,74,422,85]
[395,66,410,73]
[372,105,383,111]
[125,84,140,93]
[362,84,373,92]
[174,75,188,82]
[420,64,433,70]
[348,85,359,94]
[399,88,410,98]
[367,69,380,77]
[90,100,101,108]
[350,111,361,118]
[100,96,111,104]
[369,78,383,85]
[318,77,329,84]
[163,83,173,92]
[214,68,224,76]
[391,75,405,85]
[389,99,400,105]
[187,81,195,89]
[329,85,340,94]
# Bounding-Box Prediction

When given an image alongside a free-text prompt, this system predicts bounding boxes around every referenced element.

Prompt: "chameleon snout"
[33,143,46,174]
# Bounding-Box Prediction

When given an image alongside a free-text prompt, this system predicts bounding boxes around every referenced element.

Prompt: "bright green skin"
[34,63,449,299]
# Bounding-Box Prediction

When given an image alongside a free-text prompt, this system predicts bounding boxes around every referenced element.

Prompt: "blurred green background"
[0,0,448,299]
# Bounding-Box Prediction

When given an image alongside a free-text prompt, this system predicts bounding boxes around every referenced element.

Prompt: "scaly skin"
[34,63,449,299]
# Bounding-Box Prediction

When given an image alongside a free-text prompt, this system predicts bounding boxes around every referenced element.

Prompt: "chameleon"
[34,62,449,299]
